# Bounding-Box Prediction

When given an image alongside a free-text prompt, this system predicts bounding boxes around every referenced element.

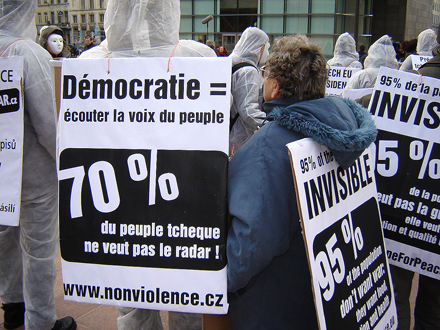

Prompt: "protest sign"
[287,138,397,330]
[0,56,23,226]
[326,66,361,96]
[58,57,230,313]
[408,54,433,71]
[368,67,440,279]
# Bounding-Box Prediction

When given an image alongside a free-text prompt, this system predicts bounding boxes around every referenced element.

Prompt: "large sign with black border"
[368,67,440,279]
[58,57,230,313]
[0,56,23,226]
[288,138,397,330]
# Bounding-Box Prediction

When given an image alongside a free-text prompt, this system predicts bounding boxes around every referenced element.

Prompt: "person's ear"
[271,82,280,99]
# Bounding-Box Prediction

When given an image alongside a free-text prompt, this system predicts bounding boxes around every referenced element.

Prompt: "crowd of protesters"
[1,0,439,329]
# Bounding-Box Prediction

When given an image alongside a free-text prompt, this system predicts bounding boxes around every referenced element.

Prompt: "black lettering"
[378,92,400,119]
[424,101,440,129]
[63,75,76,99]
[215,294,224,307]
[115,79,127,99]
[399,95,418,122]
[92,79,112,99]
[129,79,142,99]
[369,90,382,116]
[187,79,200,99]
[155,79,168,99]
[310,176,326,217]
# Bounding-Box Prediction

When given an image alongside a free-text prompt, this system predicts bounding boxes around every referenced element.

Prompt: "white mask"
[258,42,270,67]
[47,34,64,55]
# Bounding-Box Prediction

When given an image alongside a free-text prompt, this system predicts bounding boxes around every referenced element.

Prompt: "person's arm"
[227,124,300,292]
[231,67,266,130]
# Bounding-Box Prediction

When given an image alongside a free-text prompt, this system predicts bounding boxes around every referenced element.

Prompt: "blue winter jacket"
[227,96,377,330]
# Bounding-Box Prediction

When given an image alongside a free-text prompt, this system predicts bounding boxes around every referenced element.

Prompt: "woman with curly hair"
[226,34,377,329]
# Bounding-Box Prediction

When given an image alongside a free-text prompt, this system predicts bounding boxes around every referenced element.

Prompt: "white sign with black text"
[368,67,440,279]
[409,54,433,71]
[0,56,23,226]
[326,66,361,96]
[58,57,231,313]
[288,138,397,330]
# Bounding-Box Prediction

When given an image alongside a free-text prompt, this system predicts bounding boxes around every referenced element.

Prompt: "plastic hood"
[333,32,359,60]
[0,0,36,40]
[230,27,269,65]
[104,0,180,53]
[416,28,438,55]
[364,35,399,69]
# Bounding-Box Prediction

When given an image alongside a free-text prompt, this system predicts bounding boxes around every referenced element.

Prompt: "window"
[81,14,86,23]
[65,11,68,23]
[220,0,257,33]
[73,15,77,23]
[100,0,105,8]
[90,14,95,23]
[44,12,48,23]
[51,11,55,24]
[100,14,104,23]
[38,13,42,24]
[81,0,85,10]
[90,0,94,9]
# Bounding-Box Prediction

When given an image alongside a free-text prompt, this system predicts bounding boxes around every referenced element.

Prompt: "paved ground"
[0,253,169,330]
[0,254,418,330]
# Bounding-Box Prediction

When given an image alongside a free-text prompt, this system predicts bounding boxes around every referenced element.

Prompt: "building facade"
[181,0,438,58]
[180,0,373,58]
[36,0,107,47]
[36,0,437,57]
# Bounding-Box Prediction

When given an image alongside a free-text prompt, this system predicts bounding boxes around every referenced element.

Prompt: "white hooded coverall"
[79,0,216,329]
[0,1,59,329]
[327,32,363,68]
[344,35,399,90]
[229,26,269,155]
[399,28,438,72]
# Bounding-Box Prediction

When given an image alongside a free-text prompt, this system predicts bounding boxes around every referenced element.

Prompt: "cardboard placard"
[58,57,231,314]
[287,138,397,330]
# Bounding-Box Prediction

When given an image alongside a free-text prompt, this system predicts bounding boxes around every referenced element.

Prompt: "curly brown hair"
[265,35,328,101]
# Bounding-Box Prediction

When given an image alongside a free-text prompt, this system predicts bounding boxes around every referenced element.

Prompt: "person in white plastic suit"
[327,32,363,68]
[399,28,438,72]
[344,35,399,90]
[229,26,269,156]
[80,1,215,329]
[79,0,215,59]
[0,1,75,330]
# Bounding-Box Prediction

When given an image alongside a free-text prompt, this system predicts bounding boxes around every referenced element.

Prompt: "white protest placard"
[409,54,433,71]
[326,66,361,96]
[287,138,397,330]
[368,67,440,279]
[58,57,230,314]
[0,56,23,226]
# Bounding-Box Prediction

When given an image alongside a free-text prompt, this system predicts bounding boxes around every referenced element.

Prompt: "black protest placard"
[369,67,440,278]
[0,57,23,226]
[288,138,397,330]
[59,148,227,271]
[58,57,230,313]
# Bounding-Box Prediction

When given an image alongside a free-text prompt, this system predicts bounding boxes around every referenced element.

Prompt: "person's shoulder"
[8,38,53,66]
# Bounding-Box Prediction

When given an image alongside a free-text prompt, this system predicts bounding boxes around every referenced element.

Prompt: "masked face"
[258,41,270,67]
[47,34,63,55]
